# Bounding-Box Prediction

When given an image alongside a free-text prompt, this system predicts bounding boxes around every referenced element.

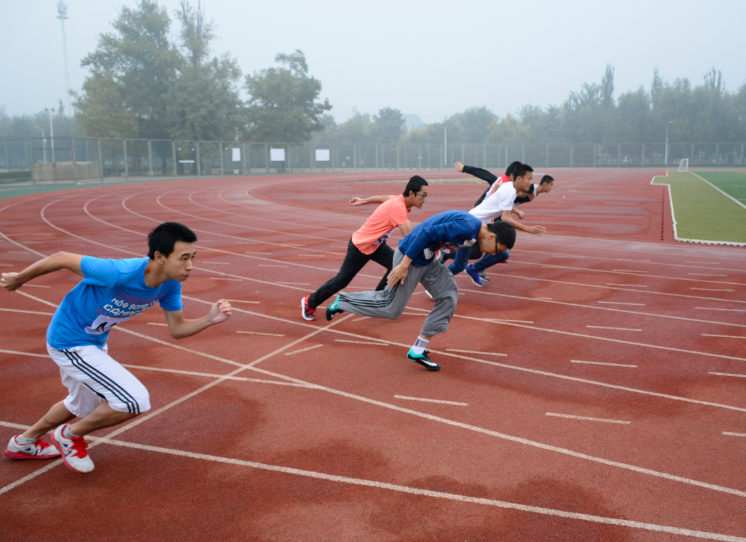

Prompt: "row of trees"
[2,1,745,145]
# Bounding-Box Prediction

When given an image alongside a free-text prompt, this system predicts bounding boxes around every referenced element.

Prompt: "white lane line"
[692,288,732,292]
[402,312,426,316]
[696,307,744,312]
[146,322,168,326]
[612,269,650,273]
[571,360,637,368]
[532,297,552,300]
[284,344,323,356]
[244,251,272,255]
[236,330,285,337]
[209,277,242,281]
[488,319,534,324]
[394,395,468,406]
[121,364,312,387]
[226,299,260,304]
[0,349,48,358]
[20,284,50,288]
[723,432,746,437]
[0,263,12,267]
[616,258,651,263]
[447,349,507,357]
[607,283,648,288]
[201,261,230,265]
[597,302,645,306]
[353,316,370,321]
[12,245,746,502]
[281,243,305,247]
[546,413,631,425]
[709,372,746,378]
[258,264,288,267]
[689,273,727,277]
[587,326,642,332]
[277,282,311,286]
[35,433,746,542]
[702,334,745,339]
[0,308,54,316]
[7,251,30,254]
[334,339,388,346]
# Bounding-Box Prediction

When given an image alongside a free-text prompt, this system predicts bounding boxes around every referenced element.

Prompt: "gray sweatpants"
[337,248,459,337]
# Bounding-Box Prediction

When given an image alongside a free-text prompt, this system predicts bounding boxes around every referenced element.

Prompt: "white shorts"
[47,343,150,418]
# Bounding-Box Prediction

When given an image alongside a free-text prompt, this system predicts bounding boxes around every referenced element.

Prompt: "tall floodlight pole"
[35,126,47,163]
[45,108,56,162]
[443,118,447,167]
[57,2,70,111]
[664,120,673,166]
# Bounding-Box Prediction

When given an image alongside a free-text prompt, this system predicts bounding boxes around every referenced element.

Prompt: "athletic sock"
[63,426,79,439]
[15,436,38,444]
[410,337,430,356]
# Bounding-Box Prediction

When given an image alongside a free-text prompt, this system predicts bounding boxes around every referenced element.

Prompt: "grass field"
[652,170,746,244]
[694,170,746,205]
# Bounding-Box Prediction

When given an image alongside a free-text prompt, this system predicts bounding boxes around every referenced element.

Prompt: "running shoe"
[478,271,490,282]
[325,295,344,321]
[5,436,61,460]
[50,425,94,474]
[301,295,316,321]
[407,350,441,371]
[465,264,484,287]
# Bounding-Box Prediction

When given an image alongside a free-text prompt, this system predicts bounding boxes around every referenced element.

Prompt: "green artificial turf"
[693,170,746,206]
[652,171,746,244]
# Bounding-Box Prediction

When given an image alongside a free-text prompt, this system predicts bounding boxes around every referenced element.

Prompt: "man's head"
[478,221,516,255]
[513,163,534,193]
[505,161,522,181]
[538,175,554,194]
[148,222,198,282]
[403,175,429,209]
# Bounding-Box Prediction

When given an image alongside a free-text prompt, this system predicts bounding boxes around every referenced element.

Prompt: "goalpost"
[678,158,689,172]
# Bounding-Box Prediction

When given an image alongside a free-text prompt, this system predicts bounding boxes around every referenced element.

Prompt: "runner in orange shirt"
[301,176,428,321]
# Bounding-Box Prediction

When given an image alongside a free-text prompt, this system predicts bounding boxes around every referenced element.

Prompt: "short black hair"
[505,161,522,177]
[514,163,534,179]
[540,175,554,185]
[404,175,428,197]
[488,220,516,250]
[148,222,197,259]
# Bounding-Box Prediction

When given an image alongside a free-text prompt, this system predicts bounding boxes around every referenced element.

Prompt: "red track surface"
[1,168,745,541]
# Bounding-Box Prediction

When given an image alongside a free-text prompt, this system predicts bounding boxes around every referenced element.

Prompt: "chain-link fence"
[0,137,744,186]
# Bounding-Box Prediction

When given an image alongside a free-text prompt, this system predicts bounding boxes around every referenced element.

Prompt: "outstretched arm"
[455,162,498,184]
[163,300,232,340]
[500,210,544,234]
[1,252,83,291]
[350,195,394,206]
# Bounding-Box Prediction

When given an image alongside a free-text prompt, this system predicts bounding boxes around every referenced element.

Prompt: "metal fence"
[1,137,744,185]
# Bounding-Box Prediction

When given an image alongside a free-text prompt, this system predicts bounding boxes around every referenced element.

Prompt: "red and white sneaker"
[301,295,316,321]
[50,425,94,474]
[5,436,61,460]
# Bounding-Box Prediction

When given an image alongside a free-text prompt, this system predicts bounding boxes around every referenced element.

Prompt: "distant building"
[402,114,427,133]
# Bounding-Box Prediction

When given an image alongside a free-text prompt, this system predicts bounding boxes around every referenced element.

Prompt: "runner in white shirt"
[448,163,546,286]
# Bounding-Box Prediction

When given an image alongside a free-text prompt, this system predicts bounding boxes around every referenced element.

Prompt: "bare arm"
[0,252,83,291]
[398,222,413,238]
[500,210,545,234]
[350,195,394,206]
[511,207,525,220]
[387,255,413,286]
[163,300,232,340]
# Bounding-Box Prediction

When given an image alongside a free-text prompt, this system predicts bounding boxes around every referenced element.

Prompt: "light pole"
[443,117,447,167]
[45,108,56,162]
[57,2,70,111]
[664,120,673,166]
[35,126,47,163]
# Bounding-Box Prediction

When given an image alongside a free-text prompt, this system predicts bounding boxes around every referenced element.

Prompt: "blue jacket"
[398,210,483,267]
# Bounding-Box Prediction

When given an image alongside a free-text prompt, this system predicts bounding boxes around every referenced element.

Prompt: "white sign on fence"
[315,149,330,162]
[232,148,241,162]
[270,148,286,162]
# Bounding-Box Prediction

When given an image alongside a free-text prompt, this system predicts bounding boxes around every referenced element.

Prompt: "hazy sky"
[2,0,745,122]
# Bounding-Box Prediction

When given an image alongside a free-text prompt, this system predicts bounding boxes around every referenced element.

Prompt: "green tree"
[459,106,497,143]
[73,0,180,138]
[244,50,332,143]
[166,1,243,141]
[372,107,405,143]
[337,112,374,144]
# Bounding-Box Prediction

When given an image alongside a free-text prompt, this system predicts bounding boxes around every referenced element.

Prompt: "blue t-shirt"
[398,210,483,267]
[47,257,183,349]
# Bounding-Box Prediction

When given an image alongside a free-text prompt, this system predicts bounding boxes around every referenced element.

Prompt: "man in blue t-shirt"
[325,211,515,371]
[1,223,232,474]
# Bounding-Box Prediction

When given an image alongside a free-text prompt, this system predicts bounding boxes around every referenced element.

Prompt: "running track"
[1,168,745,541]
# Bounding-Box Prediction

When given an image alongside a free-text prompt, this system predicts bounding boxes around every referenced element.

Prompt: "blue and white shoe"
[465,264,484,287]
[407,349,440,371]
[325,295,344,321]
[478,270,490,282]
